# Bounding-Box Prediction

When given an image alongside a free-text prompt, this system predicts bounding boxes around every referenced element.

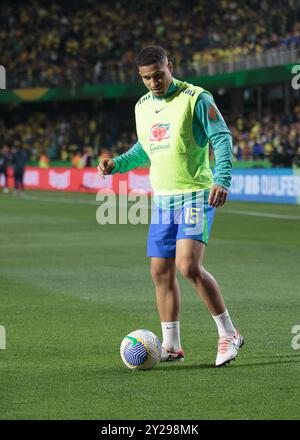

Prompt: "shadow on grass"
[157,355,300,371]
[157,363,215,370]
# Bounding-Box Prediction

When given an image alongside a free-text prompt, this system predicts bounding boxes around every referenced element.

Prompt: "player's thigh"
[147,205,177,258]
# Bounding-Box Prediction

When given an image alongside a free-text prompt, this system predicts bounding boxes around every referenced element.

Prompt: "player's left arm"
[195,92,233,207]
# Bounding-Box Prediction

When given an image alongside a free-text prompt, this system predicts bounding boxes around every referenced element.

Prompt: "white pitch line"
[22,194,98,205]
[12,194,300,220]
[222,209,300,220]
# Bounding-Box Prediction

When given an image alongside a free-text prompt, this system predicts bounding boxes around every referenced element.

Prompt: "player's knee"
[151,265,173,287]
[176,259,201,281]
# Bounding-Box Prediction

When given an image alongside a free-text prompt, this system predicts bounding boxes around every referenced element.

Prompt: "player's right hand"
[97,158,115,178]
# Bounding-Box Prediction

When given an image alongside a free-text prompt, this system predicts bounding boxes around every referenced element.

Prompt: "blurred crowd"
[0,106,137,167]
[229,106,300,167]
[1,0,300,169]
[1,104,300,168]
[1,0,300,87]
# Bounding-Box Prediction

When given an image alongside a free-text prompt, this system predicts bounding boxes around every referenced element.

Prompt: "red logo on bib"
[150,123,170,141]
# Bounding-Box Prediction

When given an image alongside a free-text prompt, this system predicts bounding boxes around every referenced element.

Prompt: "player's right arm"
[97,141,149,178]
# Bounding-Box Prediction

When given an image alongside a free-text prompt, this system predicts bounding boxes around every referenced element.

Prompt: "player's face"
[139,60,173,97]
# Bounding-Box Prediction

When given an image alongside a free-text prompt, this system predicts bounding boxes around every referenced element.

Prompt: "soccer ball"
[120,329,162,370]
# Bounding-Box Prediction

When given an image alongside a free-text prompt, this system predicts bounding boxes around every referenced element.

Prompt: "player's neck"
[152,78,179,100]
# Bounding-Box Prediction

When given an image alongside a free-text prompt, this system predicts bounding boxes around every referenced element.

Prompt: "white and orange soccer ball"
[120,329,162,370]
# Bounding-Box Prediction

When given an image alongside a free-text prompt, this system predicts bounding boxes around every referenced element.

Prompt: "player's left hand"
[208,184,228,207]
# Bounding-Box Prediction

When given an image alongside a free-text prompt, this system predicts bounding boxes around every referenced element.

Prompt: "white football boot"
[215,330,244,367]
[160,347,185,362]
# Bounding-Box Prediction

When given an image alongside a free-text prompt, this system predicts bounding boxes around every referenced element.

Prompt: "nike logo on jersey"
[155,107,166,113]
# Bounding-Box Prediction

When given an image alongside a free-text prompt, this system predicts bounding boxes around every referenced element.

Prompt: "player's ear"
[168,61,173,74]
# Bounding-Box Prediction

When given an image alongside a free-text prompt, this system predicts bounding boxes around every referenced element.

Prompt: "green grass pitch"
[0,190,300,420]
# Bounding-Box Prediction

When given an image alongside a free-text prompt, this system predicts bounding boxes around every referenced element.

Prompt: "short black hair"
[136,46,168,66]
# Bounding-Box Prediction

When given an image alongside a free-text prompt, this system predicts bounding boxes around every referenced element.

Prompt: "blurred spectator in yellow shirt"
[72,151,83,168]
[38,152,49,168]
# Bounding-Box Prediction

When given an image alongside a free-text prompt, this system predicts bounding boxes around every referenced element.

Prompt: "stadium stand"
[0,0,300,168]
[1,0,300,87]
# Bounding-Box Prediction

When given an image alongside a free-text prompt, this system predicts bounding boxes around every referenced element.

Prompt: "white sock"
[161,321,181,352]
[212,309,236,338]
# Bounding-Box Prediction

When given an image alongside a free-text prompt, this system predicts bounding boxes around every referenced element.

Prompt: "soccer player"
[97,46,244,367]
[0,145,10,193]
[11,145,28,194]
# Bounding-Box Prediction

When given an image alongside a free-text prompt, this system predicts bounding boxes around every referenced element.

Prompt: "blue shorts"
[147,190,215,258]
